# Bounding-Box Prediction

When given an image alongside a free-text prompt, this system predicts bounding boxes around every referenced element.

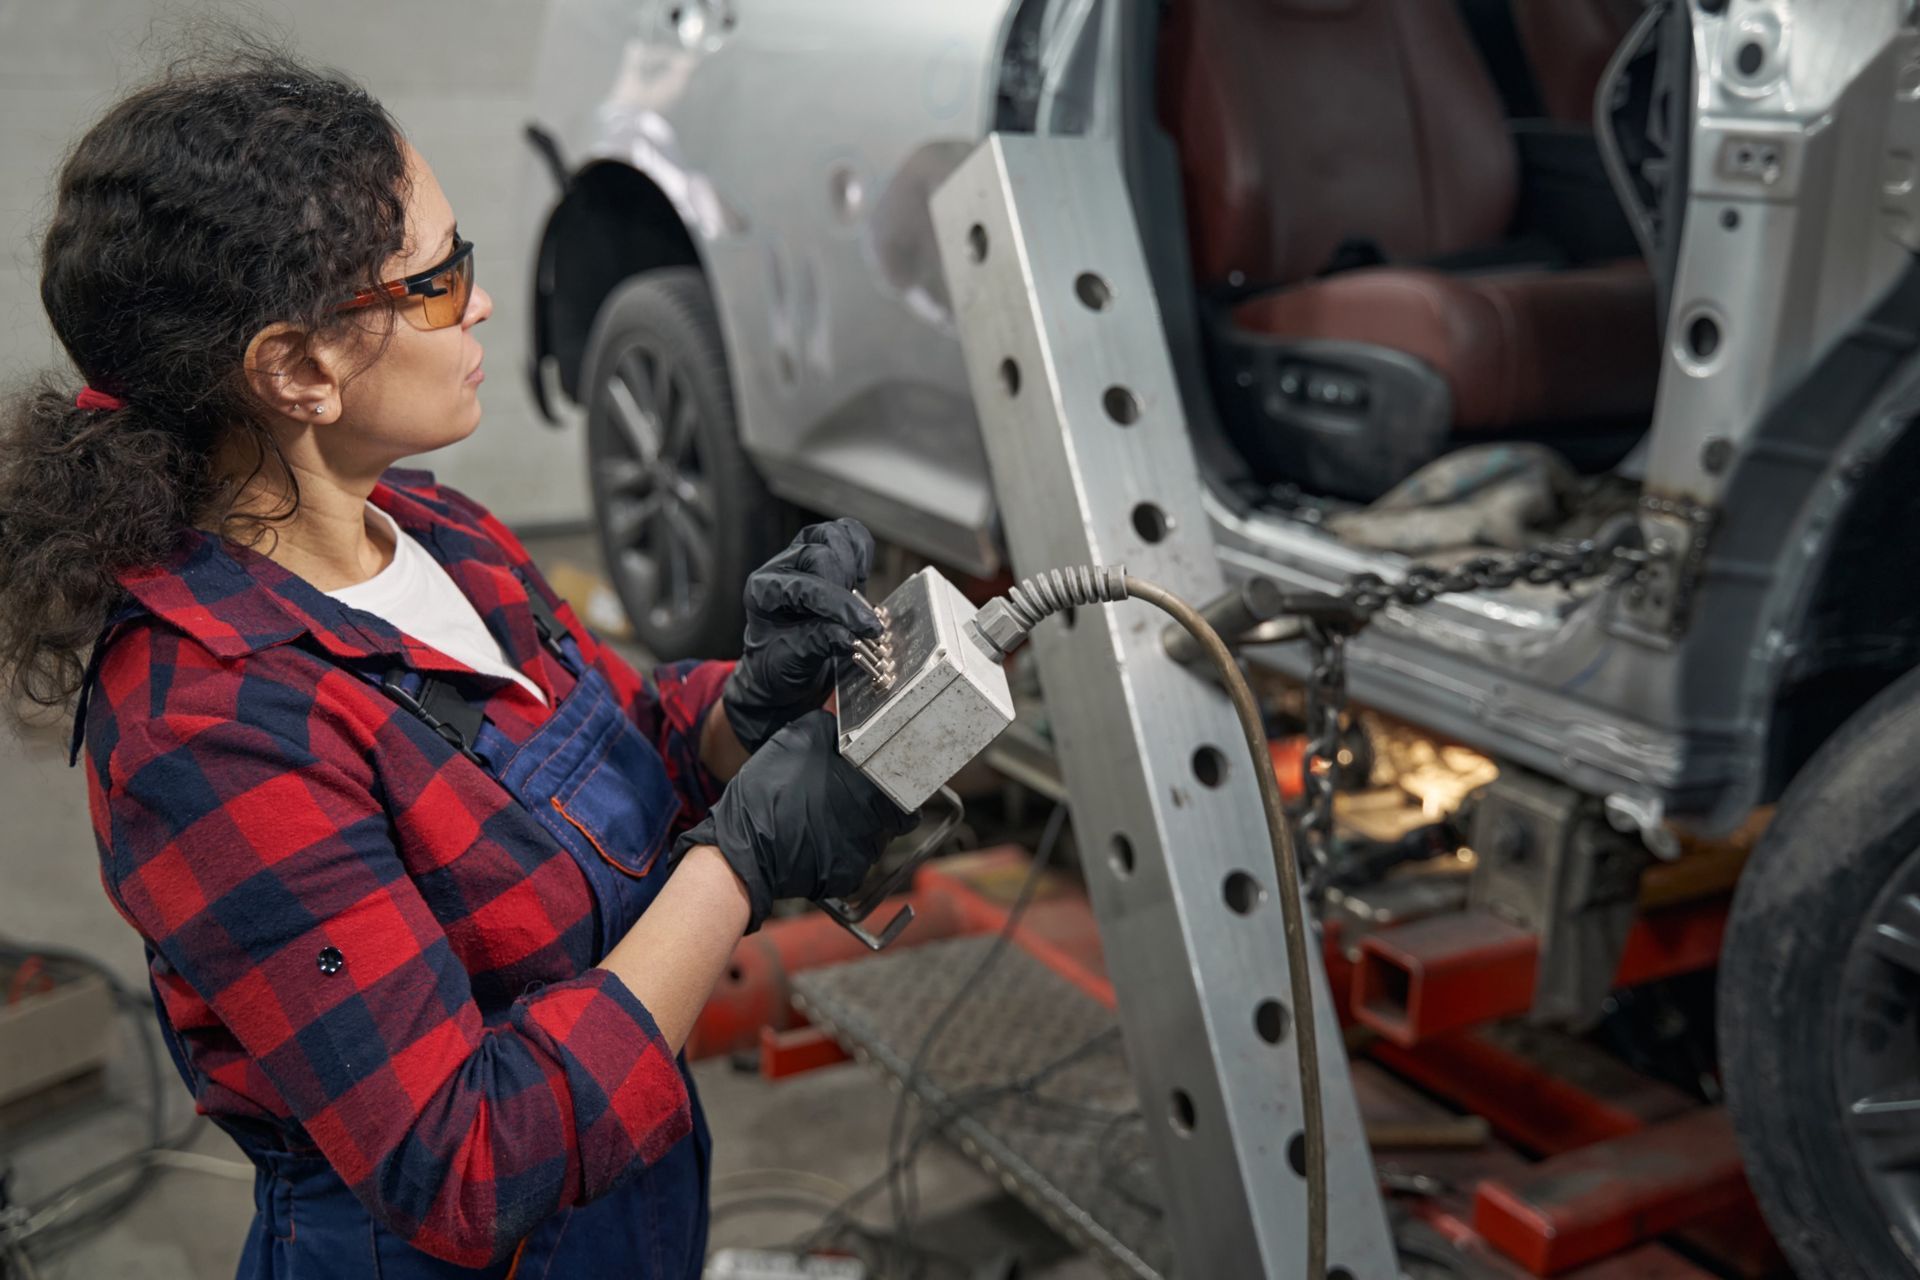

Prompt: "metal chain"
[1300,623,1348,878]
[1296,535,1649,877]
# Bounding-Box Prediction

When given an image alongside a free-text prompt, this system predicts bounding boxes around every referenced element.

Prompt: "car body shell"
[522,0,1920,837]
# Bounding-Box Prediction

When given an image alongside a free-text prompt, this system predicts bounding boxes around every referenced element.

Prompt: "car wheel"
[581,268,788,659]
[1720,663,1920,1278]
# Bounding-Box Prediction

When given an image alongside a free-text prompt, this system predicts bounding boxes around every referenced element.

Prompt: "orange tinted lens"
[419,253,472,328]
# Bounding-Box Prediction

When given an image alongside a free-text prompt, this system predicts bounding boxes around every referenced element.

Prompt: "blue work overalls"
[101,586,713,1279]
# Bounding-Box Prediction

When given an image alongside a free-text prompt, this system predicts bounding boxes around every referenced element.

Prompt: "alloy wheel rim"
[1836,855,1920,1257]
[591,340,717,635]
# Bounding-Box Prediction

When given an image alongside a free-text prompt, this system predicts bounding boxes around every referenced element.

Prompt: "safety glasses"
[336,234,475,329]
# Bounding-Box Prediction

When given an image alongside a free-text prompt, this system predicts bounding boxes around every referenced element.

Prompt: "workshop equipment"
[726,849,1777,1278]
[0,955,113,1116]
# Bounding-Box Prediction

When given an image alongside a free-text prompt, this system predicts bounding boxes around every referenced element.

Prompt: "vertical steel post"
[931,135,1398,1278]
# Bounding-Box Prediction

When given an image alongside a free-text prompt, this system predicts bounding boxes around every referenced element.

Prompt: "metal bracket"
[1610,494,1716,646]
[1469,769,1649,1028]
[816,787,964,951]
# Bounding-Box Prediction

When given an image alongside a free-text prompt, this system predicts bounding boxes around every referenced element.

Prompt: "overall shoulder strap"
[517,570,586,676]
[375,666,495,770]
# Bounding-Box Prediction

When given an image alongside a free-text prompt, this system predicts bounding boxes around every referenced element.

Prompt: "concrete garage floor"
[0,531,1101,1280]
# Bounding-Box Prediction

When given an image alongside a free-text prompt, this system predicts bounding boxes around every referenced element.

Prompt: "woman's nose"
[464,284,494,329]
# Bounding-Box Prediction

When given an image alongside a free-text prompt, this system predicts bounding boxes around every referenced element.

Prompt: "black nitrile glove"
[722,519,881,753]
[674,711,916,931]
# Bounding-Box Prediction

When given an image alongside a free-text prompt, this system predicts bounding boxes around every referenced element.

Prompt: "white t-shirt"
[327,505,548,705]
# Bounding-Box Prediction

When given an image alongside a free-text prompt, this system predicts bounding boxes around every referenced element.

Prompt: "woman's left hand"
[721,519,881,752]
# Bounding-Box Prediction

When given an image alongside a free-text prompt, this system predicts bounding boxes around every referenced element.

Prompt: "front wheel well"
[1763,414,1920,800]
[535,162,703,402]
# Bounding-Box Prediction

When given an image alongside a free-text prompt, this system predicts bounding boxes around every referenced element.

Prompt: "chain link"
[1295,535,1649,879]
[1300,623,1347,878]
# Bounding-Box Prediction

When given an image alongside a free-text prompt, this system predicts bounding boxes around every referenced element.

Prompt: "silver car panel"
[528,0,1021,573]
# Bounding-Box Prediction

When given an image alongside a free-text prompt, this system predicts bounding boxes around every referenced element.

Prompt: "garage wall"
[0,0,591,528]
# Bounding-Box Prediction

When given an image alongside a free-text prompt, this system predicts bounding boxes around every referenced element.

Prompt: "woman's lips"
[465,360,485,386]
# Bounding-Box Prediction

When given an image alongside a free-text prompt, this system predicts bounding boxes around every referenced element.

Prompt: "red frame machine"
[686,841,1782,1280]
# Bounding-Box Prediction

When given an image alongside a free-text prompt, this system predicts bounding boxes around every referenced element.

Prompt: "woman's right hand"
[672,710,916,930]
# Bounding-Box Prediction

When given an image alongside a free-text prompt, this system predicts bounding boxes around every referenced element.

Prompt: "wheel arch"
[531,160,707,414]
[1660,258,1920,829]
[1760,401,1920,803]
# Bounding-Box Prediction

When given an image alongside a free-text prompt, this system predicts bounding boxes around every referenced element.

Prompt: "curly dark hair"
[0,40,410,720]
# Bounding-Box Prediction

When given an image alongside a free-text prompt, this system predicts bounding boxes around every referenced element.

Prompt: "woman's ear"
[243,323,342,424]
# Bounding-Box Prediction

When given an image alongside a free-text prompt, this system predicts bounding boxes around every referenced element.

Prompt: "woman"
[0,46,912,1278]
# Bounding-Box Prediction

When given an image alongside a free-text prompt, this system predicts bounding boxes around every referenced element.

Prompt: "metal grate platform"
[792,936,1173,1278]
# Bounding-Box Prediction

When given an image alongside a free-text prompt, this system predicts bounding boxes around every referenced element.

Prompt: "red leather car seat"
[1159,0,1660,492]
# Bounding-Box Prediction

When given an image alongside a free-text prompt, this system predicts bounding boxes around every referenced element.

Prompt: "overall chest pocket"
[500,667,681,959]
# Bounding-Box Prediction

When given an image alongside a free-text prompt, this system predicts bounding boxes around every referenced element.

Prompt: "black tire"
[580,268,789,659]
[1721,663,1920,1279]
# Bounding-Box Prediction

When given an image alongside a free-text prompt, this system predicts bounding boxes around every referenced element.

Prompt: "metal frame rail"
[931,135,1399,1279]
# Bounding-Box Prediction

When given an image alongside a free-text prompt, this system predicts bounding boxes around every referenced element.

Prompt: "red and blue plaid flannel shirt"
[78,469,731,1267]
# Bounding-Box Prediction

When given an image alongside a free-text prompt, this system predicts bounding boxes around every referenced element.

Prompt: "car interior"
[1154,0,1667,549]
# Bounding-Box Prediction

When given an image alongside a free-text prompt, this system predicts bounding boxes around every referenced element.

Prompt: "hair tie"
[75,387,127,412]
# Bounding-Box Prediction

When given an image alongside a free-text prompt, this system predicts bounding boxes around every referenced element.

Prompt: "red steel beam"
[1472,1107,1754,1275]
[1364,1029,1692,1157]
[1354,911,1539,1044]
[1402,1199,1726,1280]
[1353,898,1729,1047]
[757,1023,851,1080]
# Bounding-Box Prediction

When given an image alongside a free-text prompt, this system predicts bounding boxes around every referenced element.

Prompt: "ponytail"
[0,379,202,717]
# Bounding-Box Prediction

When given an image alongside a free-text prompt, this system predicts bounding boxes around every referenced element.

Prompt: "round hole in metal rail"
[1132,502,1172,543]
[998,358,1021,397]
[1328,1269,1356,1280]
[1736,40,1765,77]
[1255,999,1288,1045]
[1170,1088,1197,1135]
[1193,745,1228,788]
[967,223,989,262]
[1687,314,1722,362]
[1104,385,1142,426]
[1224,870,1264,915]
[1075,271,1114,311]
[1287,1130,1307,1177]
[1110,834,1135,876]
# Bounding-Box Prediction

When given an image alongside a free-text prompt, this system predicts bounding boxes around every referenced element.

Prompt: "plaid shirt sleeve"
[97,646,692,1267]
